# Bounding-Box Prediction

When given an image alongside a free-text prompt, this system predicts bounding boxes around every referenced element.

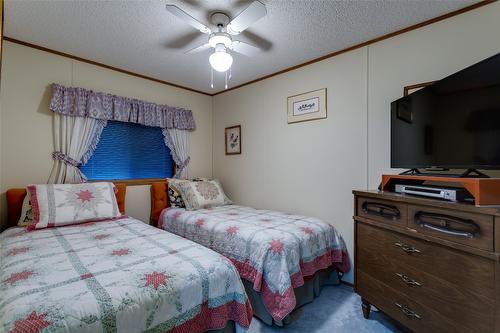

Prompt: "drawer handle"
[414,211,480,239]
[396,303,421,320]
[362,201,401,220]
[396,273,422,287]
[395,242,421,254]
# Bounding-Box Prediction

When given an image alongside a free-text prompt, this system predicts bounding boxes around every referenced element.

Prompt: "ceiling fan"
[166,1,267,88]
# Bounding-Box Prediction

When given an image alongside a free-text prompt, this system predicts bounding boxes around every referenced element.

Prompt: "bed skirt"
[243,267,341,326]
[208,321,236,333]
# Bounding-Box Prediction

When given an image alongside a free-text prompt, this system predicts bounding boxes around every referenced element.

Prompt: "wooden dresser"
[353,190,500,333]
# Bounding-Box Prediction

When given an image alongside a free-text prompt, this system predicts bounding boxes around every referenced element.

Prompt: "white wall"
[367,3,500,188]
[0,41,213,228]
[1,2,500,282]
[213,2,500,283]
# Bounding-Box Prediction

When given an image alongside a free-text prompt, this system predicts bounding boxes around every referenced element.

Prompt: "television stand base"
[398,168,490,178]
[459,169,490,178]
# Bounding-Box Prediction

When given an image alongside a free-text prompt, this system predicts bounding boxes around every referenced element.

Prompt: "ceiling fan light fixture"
[209,49,233,72]
[208,33,232,48]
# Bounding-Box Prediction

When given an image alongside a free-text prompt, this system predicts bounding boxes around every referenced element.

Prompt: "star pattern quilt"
[0,217,252,333]
[159,205,350,321]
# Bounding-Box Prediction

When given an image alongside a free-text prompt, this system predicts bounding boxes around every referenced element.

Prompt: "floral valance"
[49,83,196,130]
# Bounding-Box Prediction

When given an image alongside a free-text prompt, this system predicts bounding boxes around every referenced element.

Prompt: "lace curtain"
[48,83,195,183]
[162,128,191,179]
[48,114,107,183]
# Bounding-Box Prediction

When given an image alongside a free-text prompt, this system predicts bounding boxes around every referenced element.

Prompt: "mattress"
[0,217,252,333]
[159,205,350,321]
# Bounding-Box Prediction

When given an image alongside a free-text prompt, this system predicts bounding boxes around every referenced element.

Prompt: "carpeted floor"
[246,284,402,333]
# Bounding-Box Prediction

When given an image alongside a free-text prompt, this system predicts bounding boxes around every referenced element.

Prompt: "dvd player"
[395,184,473,203]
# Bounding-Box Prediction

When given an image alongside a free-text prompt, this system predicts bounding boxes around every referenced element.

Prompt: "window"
[80,121,173,181]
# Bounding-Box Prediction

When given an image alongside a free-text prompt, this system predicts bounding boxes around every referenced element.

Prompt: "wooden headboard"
[5,183,127,230]
[150,182,171,227]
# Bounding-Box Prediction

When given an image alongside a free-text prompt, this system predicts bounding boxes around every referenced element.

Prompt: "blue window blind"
[80,121,173,180]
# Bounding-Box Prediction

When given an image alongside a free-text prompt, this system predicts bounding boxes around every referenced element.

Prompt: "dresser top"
[353,190,500,216]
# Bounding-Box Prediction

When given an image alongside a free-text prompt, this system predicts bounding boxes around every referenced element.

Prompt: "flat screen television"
[391,53,500,170]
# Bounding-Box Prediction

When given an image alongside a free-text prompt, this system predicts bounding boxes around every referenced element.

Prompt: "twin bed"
[1,180,350,332]
[1,185,251,333]
[150,182,350,326]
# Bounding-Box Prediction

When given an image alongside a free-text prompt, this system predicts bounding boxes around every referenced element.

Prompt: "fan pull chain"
[229,67,232,80]
[210,68,214,89]
[225,71,228,89]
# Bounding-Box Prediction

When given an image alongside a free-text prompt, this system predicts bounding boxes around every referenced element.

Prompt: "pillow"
[168,186,185,208]
[174,179,232,210]
[167,178,207,208]
[18,194,33,227]
[27,182,121,230]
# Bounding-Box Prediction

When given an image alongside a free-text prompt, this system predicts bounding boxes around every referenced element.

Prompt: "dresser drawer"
[356,223,495,300]
[407,205,494,251]
[356,196,407,226]
[357,270,489,333]
[357,224,494,332]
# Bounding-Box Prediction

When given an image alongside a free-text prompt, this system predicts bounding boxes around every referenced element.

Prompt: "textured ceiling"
[5,0,478,94]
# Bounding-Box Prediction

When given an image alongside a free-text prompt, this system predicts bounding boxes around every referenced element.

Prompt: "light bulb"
[209,50,233,72]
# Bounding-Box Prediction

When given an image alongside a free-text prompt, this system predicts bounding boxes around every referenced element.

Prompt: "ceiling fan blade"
[230,41,261,56]
[165,4,211,34]
[227,1,267,35]
[241,30,272,51]
[164,31,202,49]
[185,43,211,54]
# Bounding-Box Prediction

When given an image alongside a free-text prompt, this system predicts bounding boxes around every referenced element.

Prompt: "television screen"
[391,53,500,169]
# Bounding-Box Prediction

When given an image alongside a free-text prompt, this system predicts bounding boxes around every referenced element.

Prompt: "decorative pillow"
[167,178,207,208]
[174,179,232,210]
[18,194,33,227]
[27,182,122,230]
[167,179,191,208]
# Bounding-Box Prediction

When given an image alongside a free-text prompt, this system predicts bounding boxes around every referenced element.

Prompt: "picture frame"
[287,88,327,124]
[225,125,241,155]
[403,81,436,96]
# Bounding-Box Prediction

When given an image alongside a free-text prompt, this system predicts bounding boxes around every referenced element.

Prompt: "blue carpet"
[246,285,402,333]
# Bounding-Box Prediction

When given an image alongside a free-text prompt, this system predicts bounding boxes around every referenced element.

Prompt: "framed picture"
[225,125,241,155]
[287,88,327,124]
[403,81,436,96]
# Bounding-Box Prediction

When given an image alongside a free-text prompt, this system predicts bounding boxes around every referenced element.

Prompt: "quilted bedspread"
[160,205,350,321]
[0,217,252,333]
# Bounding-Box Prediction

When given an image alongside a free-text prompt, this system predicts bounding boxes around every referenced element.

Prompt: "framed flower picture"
[287,88,327,124]
[225,125,241,155]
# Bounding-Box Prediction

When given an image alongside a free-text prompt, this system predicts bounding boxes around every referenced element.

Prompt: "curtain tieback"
[174,157,190,178]
[178,156,190,170]
[52,151,80,167]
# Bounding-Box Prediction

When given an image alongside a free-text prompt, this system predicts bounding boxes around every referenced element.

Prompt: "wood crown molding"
[2,36,211,96]
[2,0,495,97]
[213,0,496,96]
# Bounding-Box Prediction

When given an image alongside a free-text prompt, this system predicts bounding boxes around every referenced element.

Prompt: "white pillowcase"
[174,179,232,210]
[27,182,122,230]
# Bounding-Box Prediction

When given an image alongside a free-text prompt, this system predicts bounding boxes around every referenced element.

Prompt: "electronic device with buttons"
[395,184,474,203]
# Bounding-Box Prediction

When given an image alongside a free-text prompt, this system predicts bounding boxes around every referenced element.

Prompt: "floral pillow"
[167,178,206,208]
[18,194,33,227]
[174,179,232,210]
[27,182,122,230]
[167,179,191,208]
